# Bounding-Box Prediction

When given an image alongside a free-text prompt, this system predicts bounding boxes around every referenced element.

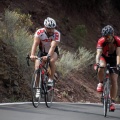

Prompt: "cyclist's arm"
[30,36,40,59]
[48,40,59,57]
[116,47,120,65]
[96,48,102,64]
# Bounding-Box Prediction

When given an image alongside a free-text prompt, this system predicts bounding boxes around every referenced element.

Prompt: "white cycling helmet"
[44,17,56,28]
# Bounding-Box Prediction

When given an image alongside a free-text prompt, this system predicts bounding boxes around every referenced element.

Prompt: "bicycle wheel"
[31,69,42,108]
[103,79,110,117]
[104,96,108,117]
[101,92,104,105]
[44,77,55,108]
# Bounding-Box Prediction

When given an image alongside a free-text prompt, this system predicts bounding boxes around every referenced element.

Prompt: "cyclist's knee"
[50,58,57,64]
[50,57,57,64]
[99,63,106,68]
[99,59,106,67]
[51,52,58,61]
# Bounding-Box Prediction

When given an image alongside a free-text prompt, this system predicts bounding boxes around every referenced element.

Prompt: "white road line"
[0,102,119,106]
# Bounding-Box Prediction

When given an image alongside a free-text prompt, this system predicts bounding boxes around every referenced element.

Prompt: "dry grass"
[56,47,94,77]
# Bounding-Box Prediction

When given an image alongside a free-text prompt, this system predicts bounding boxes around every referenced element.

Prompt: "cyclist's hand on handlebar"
[42,54,51,61]
[42,56,48,61]
[30,55,38,61]
[47,54,51,59]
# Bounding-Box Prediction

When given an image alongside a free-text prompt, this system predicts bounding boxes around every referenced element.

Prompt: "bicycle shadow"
[50,103,120,119]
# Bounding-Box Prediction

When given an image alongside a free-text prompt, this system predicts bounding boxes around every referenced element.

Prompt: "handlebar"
[26,54,30,66]
[95,63,117,75]
[26,54,50,69]
[106,63,116,69]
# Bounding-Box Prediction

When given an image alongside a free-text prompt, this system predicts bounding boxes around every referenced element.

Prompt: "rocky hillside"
[0,39,31,102]
[0,0,120,103]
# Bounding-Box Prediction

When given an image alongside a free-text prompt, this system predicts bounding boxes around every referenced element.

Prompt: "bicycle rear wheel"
[45,79,55,108]
[31,69,42,108]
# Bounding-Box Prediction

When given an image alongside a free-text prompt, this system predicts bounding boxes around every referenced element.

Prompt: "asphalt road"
[0,102,120,120]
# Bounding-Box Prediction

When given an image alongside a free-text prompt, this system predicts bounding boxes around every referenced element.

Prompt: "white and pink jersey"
[34,28,60,53]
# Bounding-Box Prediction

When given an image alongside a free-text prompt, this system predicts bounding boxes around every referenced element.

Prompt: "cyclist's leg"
[97,56,106,92]
[109,59,119,111]
[109,59,119,101]
[109,73,118,111]
[49,52,58,80]
[110,73,118,101]
[35,59,40,85]
[34,51,42,87]
[45,52,57,107]
[98,57,106,81]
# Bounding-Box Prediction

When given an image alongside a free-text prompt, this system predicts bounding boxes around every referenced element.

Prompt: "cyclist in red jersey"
[30,17,60,98]
[94,25,120,111]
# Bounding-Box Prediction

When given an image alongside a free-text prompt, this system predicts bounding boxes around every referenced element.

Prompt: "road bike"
[26,55,55,108]
[97,64,116,117]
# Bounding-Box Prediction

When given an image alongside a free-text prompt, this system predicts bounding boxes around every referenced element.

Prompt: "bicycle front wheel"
[45,80,55,108]
[103,79,110,117]
[31,69,42,108]
[104,97,108,117]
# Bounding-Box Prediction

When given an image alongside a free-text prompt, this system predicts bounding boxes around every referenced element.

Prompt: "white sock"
[48,78,53,82]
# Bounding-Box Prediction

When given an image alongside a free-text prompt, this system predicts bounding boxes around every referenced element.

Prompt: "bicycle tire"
[31,69,42,108]
[101,92,104,105]
[45,78,55,108]
[103,79,110,117]
[104,97,108,117]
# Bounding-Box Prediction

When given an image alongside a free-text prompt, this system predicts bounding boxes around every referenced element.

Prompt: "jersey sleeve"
[96,41,102,49]
[54,31,60,42]
[96,37,105,49]
[114,36,120,47]
[34,29,44,38]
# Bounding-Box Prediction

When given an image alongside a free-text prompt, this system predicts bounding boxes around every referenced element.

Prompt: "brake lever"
[26,54,30,66]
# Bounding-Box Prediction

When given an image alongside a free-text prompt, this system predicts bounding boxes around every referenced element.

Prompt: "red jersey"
[96,36,120,57]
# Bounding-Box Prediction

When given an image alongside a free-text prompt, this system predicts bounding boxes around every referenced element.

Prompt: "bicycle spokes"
[45,86,54,108]
[102,79,110,117]
[31,70,42,108]
[44,79,54,108]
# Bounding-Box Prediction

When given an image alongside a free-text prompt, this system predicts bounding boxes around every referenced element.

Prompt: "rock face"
[0,39,31,102]
[0,40,18,86]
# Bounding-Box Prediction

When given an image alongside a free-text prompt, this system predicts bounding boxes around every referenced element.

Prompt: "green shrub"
[56,47,94,77]
[76,47,94,69]
[72,25,87,48]
[0,9,33,72]
[0,21,5,40]
[13,28,33,67]
[1,10,19,45]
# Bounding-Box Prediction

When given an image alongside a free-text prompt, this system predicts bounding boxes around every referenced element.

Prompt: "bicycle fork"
[101,78,110,101]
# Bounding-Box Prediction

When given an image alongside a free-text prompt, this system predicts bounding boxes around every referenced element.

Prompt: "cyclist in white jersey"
[30,17,60,97]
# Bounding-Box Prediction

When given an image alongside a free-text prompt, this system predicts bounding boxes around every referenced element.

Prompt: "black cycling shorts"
[37,46,59,57]
[101,52,119,74]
